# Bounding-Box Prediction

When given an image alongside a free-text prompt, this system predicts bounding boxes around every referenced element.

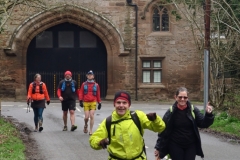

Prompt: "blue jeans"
[32,108,44,127]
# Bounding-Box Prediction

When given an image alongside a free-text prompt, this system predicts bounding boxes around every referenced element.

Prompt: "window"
[58,31,74,48]
[142,60,162,83]
[36,31,53,48]
[80,31,97,48]
[152,6,169,31]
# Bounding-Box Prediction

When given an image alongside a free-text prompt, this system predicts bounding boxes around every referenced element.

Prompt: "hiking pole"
[26,103,29,113]
[28,103,31,113]
[27,99,31,113]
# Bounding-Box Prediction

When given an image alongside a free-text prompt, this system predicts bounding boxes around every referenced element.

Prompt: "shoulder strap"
[93,82,97,96]
[106,112,146,155]
[170,106,173,113]
[106,111,143,144]
[130,111,146,155]
[71,80,76,92]
[61,81,66,91]
[191,105,195,119]
[32,82,36,94]
[106,115,129,144]
[130,111,142,136]
[83,81,88,94]
[106,115,112,144]
[39,82,43,94]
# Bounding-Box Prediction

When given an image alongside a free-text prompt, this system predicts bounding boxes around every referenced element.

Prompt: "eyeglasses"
[178,96,188,100]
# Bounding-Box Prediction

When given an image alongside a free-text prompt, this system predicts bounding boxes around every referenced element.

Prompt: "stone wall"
[0,0,202,101]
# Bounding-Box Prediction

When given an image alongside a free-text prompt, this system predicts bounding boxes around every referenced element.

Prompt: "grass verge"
[210,112,240,138]
[0,117,25,160]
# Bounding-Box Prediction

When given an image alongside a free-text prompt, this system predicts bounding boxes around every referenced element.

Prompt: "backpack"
[83,81,97,96]
[61,80,75,92]
[105,111,146,155]
[170,105,195,119]
[32,82,43,94]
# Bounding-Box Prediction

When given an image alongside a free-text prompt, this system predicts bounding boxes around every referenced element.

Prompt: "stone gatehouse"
[0,0,202,101]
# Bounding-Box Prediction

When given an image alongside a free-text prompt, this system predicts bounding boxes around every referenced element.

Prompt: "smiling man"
[89,91,166,160]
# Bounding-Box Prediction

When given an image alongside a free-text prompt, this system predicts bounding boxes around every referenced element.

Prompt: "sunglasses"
[178,96,188,100]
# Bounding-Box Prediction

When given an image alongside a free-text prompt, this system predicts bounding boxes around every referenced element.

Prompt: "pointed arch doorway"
[27,22,107,98]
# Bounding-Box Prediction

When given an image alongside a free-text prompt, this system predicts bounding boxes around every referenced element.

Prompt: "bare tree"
[0,0,48,33]
[168,0,240,109]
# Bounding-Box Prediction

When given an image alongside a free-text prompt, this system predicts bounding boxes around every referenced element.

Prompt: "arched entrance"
[4,4,131,100]
[27,22,107,98]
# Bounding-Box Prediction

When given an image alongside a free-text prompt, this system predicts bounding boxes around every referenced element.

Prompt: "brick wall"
[0,0,202,101]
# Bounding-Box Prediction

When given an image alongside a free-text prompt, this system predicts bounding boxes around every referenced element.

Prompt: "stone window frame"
[141,57,163,83]
[152,5,170,32]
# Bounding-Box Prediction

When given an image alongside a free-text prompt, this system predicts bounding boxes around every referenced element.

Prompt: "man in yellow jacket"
[89,91,166,160]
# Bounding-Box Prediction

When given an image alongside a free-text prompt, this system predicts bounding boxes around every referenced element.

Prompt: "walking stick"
[27,99,31,113]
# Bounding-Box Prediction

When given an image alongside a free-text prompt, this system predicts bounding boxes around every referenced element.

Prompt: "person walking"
[89,91,166,160]
[27,73,50,132]
[57,71,78,131]
[79,70,101,135]
[154,87,214,160]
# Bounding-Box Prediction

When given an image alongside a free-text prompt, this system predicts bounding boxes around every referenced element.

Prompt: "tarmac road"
[1,101,240,160]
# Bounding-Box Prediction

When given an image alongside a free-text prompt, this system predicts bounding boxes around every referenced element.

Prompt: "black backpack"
[32,82,43,94]
[105,111,146,155]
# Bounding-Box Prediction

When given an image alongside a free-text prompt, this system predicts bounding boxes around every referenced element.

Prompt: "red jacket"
[79,81,101,103]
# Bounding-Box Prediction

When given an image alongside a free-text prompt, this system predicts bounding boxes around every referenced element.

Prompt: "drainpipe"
[126,0,138,101]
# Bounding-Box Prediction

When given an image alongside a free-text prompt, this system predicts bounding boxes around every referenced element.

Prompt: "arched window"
[152,6,169,31]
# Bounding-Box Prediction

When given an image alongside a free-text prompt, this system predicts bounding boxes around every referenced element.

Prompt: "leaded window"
[142,60,162,83]
[153,6,169,31]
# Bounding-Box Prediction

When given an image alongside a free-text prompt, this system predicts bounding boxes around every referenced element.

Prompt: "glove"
[99,139,109,149]
[98,103,101,110]
[27,98,30,105]
[79,100,83,108]
[146,112,157,121]
[47,101,50,105]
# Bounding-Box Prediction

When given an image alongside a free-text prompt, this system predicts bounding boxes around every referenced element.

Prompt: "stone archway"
[4,4,130,99]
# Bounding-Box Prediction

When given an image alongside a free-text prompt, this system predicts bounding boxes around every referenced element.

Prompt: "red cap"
[114,91,131,105]
[64,71,72,76]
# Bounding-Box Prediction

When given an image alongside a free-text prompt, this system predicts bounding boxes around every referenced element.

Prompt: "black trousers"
[168,141,196,160]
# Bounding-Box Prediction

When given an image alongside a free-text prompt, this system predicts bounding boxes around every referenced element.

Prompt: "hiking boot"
[63,126,68,131]
[39,127,43,132]
[39,120,43,132]
[71,125,77,131]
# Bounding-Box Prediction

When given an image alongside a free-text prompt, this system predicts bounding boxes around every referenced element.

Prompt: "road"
[1,101,240,160]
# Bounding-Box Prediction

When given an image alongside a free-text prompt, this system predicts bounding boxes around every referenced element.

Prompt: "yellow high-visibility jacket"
[89,110,166,160]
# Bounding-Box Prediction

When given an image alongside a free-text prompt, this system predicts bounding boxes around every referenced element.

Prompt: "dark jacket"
[155,101,214,159]
[57,79,78,101]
